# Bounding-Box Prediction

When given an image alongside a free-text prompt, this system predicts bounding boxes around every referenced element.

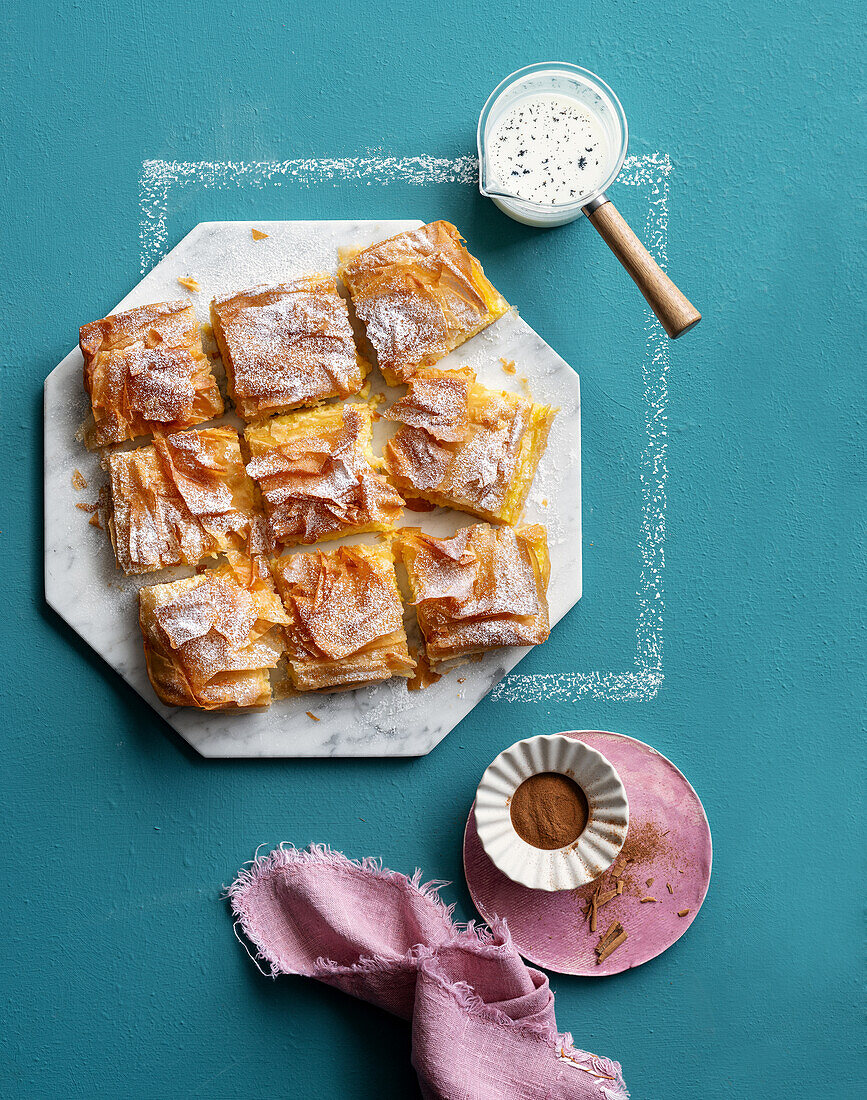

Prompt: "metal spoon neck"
[582,193,611,216]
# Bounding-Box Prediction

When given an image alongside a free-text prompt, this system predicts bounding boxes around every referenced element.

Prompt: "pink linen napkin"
[228,845,627,1100]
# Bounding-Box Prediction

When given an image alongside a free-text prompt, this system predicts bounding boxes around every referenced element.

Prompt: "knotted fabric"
[228,845,627,1099]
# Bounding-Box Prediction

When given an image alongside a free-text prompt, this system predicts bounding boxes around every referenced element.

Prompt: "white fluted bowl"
[474,734,629,892]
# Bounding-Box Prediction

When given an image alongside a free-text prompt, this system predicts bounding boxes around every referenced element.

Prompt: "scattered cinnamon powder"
[71,469,87,490]
[573,818,690,961]
[177,276,201,292]
[251,228,269,240]
[510,772,589,850]
[305,711,320,722]
[619,820,672,866]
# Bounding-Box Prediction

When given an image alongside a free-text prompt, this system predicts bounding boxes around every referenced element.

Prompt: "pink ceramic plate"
[463,730,712,976]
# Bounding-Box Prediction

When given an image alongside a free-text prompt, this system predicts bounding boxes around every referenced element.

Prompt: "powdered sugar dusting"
[339,221,504,383]
[211,277,364,417]
[397,524,549,661]
[141,567,288,709]
[385,369,538,520]
[245,406,404,547]
[274,546,413,689]
[107,426,263,574]
[494,155,671,703]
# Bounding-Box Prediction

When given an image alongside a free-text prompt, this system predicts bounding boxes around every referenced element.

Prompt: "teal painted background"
[2,1,864,1096]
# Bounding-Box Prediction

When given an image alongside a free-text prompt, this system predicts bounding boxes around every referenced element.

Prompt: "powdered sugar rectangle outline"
[138,153,670,703]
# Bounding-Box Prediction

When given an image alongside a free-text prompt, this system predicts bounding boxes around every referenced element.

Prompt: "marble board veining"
[44,220,581,757]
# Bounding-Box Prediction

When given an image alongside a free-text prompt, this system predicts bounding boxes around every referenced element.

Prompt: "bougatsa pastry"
[272,542,415,691]
[80,300,223,449]
[395,523,551,667]
[244,404,404,549]
[337,221,509,385]
[383,367,556,525]
[139,560,289,710]
[210,276,369,420]
[105,426,267,575]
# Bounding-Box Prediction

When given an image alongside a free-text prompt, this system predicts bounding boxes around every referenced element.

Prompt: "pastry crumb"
[71,469,87,490]
[407,649,442,691]
[88,513,102,529]
[251,228,269,240]
[678,909,690,917]
[177,276,201,292]
[305,711,321,722]
[499,357,517,375]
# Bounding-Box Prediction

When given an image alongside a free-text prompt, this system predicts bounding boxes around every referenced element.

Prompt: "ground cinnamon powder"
[510,772,589,849]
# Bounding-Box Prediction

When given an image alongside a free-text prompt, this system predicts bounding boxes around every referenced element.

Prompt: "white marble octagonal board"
[44,220,581,757]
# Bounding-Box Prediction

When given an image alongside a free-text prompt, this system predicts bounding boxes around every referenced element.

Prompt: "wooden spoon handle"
[585,200,701,338]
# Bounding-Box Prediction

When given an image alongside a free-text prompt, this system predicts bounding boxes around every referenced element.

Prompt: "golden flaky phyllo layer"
[271,542,414,692]
[383,367,556,525]
[244,404,404,549]
[80,300,223,449]
[106,426,267,575]
[139,559,289,710]
[210,276,369,420]
[395,523,551,665]
[338,221,509,385]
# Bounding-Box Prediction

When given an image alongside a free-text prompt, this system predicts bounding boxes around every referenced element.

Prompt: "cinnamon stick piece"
[595,921,622,953]
[596,930,628,963]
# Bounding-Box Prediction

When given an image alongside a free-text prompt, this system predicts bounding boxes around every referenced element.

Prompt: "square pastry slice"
[139,560,289,710]
[245,404,404,549]
[272,542,415,691]
[383,367,556,525]
[395,523,551,667]
[338,221,509,385]
[210,276,368,420]
[106,426,267,575]
[80,300,223,449]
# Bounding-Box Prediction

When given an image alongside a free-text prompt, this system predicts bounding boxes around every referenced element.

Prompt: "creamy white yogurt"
[485,93,610,206]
